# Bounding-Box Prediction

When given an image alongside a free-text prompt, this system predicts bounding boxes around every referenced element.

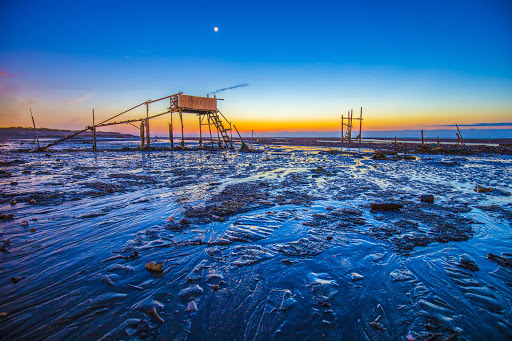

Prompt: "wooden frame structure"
[37,93,243,151]
[341,107,363,143]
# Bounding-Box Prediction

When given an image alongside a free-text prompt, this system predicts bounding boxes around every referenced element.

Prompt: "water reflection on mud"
[1,142,511,340]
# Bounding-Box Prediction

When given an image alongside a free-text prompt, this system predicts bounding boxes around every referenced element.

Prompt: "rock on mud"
[420,194,435,203]
[145,261,164,273]
[370,203,403,211]
[179,285,204,300]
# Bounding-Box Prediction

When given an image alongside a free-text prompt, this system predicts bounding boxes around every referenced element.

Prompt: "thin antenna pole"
[29,108,40,149]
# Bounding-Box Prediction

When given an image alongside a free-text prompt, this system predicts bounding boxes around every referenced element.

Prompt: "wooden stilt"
[437,136,440,147]
[349,109,353,143]
[29,108,40,149]
[140,121,145,148]
[421,130,424,145]
[179,110,184,147]
[394,136,397,150]
[199,115,203,147]
[359,107,362,144]
[168,122,173,149]
[208,115,214,147]
[216,123,222,149]
[145,102,150,148]
[92,109,97,151]
[341,115,344,143]
[455,123,465,146]
[170,113,174,149]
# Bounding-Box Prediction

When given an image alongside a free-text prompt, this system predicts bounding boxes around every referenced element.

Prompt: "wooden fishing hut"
[37,92,243,151]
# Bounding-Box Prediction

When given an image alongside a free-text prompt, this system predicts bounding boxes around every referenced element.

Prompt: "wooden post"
[29,108,40,149]
[208,115,214,147]
[341,115,344,143]
[455,123,465,146]
[437,136,440,147]
[359,107,362,144]
[140,121,145,148]
[92,109,97,151]
[199,115,202,147]
[349,109,353,143]
[216,123,222,150]
[251,130,254,149]
[421,130,424,145]
[394,136,397,150]
[169,113,174,149]
[179,110,184,147]
[145,102,150,148]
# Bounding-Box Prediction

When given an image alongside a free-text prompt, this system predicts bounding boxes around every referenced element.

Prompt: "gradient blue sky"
[1,0,511,135]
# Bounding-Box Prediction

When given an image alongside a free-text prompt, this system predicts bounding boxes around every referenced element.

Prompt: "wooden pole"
[341,115,344,143]
[29,108,40,149]
[170,113,174,149]
[179,110,184,147]
[208,115,214,147]
[349,109,353,143]
[145,102,150,148]
[216,122,222,149]
[437,136,440,147]
[455,123,465,146]
[168,122,172,149]
[92,109,97,151]
[359,107,362,144]
[140,121,145,148]
[199,115,202,147]
[394,136,397,150]
[251,130,254,149]
[421,130,424,145]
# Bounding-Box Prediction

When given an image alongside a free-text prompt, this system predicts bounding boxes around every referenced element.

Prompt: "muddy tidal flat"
[1,140,512,340]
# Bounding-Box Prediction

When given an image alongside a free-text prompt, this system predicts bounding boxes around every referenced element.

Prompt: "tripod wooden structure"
[341,107,363,143]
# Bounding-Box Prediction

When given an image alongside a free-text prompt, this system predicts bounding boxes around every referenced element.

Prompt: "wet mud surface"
[1,140,512,340]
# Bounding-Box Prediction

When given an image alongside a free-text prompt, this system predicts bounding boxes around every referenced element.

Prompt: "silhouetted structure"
[37,93,242,151]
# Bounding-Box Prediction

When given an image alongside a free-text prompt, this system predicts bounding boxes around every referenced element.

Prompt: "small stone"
[21,220,29,227]
[212,284,219,291]
[10,276,25,284]
[10,181,18,186]
[167,217,174,222]
[30,199,36,204]
[29,228,36,232]
[323,320,330,326]
[145,261,164,273]
[326,236,333,240]
[351,273,364,281]
[0,312,7,318]
[10,199,16,206]
[55,158,61,162]
[420,194,434,203]
[186,300,198,314]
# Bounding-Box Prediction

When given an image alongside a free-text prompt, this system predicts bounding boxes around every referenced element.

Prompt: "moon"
[214,27,219,32]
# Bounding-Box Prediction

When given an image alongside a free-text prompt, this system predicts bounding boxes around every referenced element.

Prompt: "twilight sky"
[1,0,511,136]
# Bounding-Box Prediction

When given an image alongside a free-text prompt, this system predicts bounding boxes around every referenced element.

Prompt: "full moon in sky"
[214,27,219,32]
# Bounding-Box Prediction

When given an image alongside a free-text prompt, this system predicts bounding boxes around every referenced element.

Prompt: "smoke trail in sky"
[210,83,249,94]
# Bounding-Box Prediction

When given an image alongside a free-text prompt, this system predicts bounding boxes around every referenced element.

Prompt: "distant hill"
[0,127,136,139]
